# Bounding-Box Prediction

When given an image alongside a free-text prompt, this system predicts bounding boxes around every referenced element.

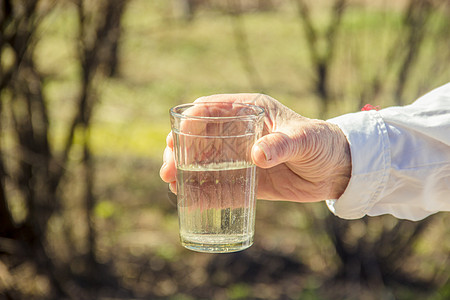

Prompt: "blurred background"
[0,0,449,299]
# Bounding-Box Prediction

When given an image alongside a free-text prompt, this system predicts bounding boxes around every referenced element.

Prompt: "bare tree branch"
[228,0,265,92]
[296,0,347,117]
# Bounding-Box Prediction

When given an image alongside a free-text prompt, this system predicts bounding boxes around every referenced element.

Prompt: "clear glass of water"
[170,102,264,253]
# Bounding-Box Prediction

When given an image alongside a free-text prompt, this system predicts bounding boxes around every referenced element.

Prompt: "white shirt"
[326,82,450,221]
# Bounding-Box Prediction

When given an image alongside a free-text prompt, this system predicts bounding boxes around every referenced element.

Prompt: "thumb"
[251,132,297,168]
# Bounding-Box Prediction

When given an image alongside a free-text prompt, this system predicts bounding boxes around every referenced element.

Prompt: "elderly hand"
[160,94,351,202]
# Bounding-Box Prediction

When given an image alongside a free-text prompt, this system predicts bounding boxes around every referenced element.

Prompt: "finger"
[175,103,234,138]
[193,93,283,136]
[194,94,245,104]
[252,132,297,168]
[166,132,173,149]
[194,93,265,106]
[160,146,177,183]
[169,181,177,194]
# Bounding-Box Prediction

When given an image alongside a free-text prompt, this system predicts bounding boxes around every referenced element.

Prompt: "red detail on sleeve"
[361,104,380,111]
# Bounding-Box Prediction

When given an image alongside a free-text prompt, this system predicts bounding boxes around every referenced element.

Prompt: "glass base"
[180,233,253,253]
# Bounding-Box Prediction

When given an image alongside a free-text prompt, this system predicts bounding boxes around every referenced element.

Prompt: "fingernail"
[169,182,177,194]
[163,147,171,162]
[255,143,271,162]
[160,161,168,179]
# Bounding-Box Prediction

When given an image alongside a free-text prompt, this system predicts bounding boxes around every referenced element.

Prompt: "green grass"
[89,121,168,158]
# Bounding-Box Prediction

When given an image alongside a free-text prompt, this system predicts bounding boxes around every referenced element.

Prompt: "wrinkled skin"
[160,94,352,202]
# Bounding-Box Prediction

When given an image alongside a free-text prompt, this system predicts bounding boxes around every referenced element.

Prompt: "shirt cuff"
[326,110,391,219]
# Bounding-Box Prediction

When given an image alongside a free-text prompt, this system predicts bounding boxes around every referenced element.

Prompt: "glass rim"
[170,102,265,121]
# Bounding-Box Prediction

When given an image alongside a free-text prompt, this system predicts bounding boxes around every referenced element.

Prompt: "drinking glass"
[170,102,264,253]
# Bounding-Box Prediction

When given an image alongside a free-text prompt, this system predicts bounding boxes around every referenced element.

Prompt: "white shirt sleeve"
[326,82,450,221]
